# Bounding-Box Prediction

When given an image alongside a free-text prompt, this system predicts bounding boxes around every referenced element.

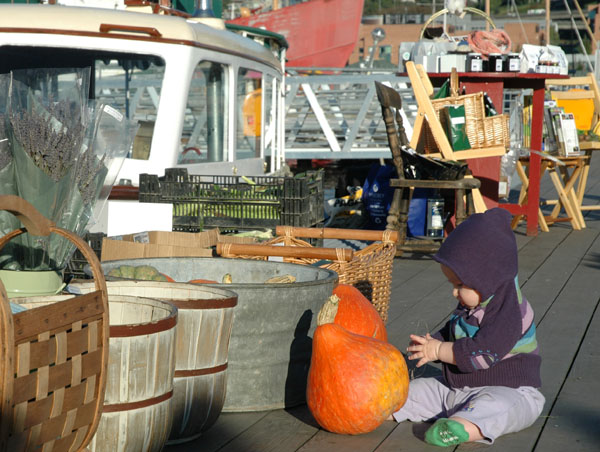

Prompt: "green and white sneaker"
[424,418,469,447]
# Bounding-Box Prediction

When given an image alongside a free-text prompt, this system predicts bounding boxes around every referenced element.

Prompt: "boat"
[227,0,365,68]
[0,1,287,234]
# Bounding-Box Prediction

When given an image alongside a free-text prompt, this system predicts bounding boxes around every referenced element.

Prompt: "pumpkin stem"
[317,295,340,326]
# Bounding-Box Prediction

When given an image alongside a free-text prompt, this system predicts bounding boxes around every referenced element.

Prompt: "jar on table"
[489,53,505,72]
[466,53,483,72]
[507,53,520,72]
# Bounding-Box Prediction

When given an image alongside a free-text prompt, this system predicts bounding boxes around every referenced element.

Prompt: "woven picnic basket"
[424,92,510,153]
[217,226,398,322]
[423,67,509,154]
[0,195,109,452]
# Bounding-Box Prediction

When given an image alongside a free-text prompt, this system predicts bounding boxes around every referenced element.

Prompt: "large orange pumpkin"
[306,300,409,435]
[332,284,387,341]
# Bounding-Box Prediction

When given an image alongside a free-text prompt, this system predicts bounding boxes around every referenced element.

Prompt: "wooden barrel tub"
[69,280,237,444]
[14,294,178,451]
[90,294,177,452]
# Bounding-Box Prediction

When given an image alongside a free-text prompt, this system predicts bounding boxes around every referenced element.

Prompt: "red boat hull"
[228,0,364,68]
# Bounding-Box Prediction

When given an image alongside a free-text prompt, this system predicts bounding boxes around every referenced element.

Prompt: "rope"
[467,29,512,57]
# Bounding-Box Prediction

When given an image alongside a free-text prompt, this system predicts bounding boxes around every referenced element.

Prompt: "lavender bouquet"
[0,77,20,251]
[0,68,136,272]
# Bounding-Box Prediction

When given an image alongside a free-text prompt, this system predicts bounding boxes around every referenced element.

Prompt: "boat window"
[237,68,263,160]
[0,46,165,159]
[94,57,165,160]
[0,46,165,160]
[178,61,227,164]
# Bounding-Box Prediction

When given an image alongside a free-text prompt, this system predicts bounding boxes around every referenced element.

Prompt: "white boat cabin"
[0,3,286,186]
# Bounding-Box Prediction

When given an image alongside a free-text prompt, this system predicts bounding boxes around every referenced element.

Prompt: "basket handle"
[419,7,496,40]
[0,195,107,295]
[275,226,399,243]
[0,195,54,236]
[0,195,109,450]
[216,242,354,262]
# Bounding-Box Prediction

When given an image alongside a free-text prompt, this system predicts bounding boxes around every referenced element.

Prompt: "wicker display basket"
[216,226,398,322]
[0,195,109,452]
[424,92,510,154]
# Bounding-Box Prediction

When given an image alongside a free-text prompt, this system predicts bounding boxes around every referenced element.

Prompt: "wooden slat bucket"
[90,294,178,452]
[10,294,176,451]
[69,280,237,444]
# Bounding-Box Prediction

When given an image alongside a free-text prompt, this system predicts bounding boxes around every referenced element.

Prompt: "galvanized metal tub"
[97,257,337,412]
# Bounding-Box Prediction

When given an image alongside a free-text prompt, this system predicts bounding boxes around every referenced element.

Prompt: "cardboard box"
[101,228,257,261]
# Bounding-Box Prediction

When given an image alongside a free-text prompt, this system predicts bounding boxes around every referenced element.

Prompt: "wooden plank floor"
[166,157,600,452]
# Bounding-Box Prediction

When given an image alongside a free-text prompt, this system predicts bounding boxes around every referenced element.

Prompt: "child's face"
[440,264,481,309]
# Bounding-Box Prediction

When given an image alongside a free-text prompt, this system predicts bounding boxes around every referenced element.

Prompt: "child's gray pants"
[392,376,545,444]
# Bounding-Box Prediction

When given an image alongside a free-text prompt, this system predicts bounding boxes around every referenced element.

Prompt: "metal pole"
[546,0,550,44]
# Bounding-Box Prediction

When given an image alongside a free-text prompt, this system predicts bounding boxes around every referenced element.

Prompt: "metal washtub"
[97,257,337,412]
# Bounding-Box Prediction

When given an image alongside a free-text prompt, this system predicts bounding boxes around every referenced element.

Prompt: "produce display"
[172,183,280,220]
[306,296,409,435]
[139,170,324,231]
[175,198,279,220]
[105,267,297,285]
[264,274,296,284]
[106,265,174,282]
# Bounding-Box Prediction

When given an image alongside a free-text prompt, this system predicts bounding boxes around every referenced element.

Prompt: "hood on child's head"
[433,208,518,300]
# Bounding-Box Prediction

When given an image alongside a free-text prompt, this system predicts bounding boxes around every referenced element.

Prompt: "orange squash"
[188,278,218,284]
[160,273,175,282]
[306,300,409,435]
[332,284,387,341]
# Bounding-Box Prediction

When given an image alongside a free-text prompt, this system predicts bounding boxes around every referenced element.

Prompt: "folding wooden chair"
[513,154,589,231]
[405,61,509,213]
[375,81,480,255]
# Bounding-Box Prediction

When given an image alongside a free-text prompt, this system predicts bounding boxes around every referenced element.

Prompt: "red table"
[425,72,568,236]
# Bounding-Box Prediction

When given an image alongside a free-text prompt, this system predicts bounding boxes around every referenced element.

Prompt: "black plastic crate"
[65,232,105,280]
[139,168,324,232]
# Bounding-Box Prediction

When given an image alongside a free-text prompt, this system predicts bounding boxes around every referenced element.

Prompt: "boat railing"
[284,67,524,161]
[284,68,416,160]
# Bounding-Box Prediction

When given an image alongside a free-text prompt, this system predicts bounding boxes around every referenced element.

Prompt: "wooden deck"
[166,159,600,452]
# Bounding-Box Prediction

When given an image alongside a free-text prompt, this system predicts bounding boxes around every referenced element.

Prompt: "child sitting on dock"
[390,207,545,447]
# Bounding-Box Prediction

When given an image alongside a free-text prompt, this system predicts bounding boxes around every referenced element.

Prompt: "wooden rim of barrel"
[70,280,238,309]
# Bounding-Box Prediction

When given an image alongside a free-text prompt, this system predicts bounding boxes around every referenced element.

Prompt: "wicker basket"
[217,226,398,322]
[0,195,109,452]
[424,91,509,153]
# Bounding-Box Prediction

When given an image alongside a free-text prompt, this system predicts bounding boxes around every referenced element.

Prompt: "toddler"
[391,208,545,446]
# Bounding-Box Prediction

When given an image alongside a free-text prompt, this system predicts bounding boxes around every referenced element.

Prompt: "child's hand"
[407,333,442,367]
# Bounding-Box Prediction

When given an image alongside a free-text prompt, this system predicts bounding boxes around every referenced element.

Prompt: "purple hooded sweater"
[432,207,542,389]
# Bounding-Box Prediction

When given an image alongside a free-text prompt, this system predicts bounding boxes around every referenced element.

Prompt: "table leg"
[512,160,550,232]
[525,86,546,236]
[548,168,582,230]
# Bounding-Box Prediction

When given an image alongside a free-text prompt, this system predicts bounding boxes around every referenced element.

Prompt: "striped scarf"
[449,276,538,369]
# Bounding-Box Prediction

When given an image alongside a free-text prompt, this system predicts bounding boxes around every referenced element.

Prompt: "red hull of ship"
[227,0,364,68]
